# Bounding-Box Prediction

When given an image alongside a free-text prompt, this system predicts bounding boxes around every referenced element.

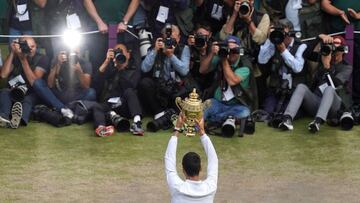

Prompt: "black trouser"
[352,36,360,104]
[138,77,165,115]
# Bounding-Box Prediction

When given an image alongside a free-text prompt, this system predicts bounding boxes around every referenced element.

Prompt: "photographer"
[257,19,307,118]
[279,36,353,133]
[200,36,256,137]
[47,48,96,104]
[139,24,190,132]
[96,44,144,136]
[187,23,216,99]
[0,36,49,128]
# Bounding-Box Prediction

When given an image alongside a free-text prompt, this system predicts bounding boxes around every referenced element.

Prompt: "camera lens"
[320,44,332,56]
[195,36,206,48]
[270,29,285,45]
[239,2,250,16]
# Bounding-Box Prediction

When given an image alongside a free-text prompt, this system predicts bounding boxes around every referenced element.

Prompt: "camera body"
[270,27,302,45]
[106,111,130,132]
[320,43,349,56]
[10,83,28,102]
[217,42,244,58]
[194,34,208,48]
[164,23,177,49]
[239,0,251,16]
[113,48,127,64]
[17,40,31,54]
[147,108,176,132]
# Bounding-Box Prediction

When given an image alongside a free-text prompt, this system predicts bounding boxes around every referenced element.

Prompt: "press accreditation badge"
[16,4,30,22]
[156,6,169,23]
[211,4,223,20]
[318,83,329,94]
[66,13,82,30]
[223,87,235,101]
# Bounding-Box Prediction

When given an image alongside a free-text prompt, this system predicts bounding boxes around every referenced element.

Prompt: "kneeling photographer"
[139,24,190,132]
[278,35,353,133]
[0,37,50,129]
[258,19,307,127]
[95,44,144,136]
[200,36,256,137]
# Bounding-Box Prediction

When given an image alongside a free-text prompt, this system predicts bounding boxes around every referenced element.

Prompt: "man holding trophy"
[164,113,218,203]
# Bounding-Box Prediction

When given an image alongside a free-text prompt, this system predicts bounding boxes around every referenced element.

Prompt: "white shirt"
[164,135,218,203]
[285,0,302,31]
[258,38,307,74]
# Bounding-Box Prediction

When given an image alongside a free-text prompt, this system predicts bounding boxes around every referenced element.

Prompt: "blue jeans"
[204,99,250,123]
[0,89,39,125]
[8,27,32,46]
[52,88,97,104]
[32,79,66,110]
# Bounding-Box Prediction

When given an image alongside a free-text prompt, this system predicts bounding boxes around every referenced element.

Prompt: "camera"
[216,42,244,58]
[107,111,130,132]
[16,39,31,54]
[164,23,177,49]
[244,116,255,134]
[339,111,354,130]
[239,1,251,16]
[32,105,71,127]
[68,52,79,65]
[114,48,127,64]
[194,34,208,48]
[147,108,176,132]
[138,28,153,59]
[10,83,28,102]
[320,43,349,56]
[270,27,302,45]
[222,116,236,137]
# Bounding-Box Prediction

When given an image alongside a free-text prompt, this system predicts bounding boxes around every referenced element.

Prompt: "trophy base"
[185,127,196,137]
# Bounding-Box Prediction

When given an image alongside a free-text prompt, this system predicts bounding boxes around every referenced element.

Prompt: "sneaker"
[278,116,293,131]
[308,120,320,133]
[130,121,144,136]
[0,115,10,128]
[95,125,115,137]
[61,108,74,120]
[10,102,23,129]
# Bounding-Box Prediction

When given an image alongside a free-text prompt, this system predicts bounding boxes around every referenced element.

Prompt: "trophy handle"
[175,97,183,111]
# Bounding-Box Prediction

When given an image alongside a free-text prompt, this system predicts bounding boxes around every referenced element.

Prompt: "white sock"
[134,115,141,123]
[154,111,165,120]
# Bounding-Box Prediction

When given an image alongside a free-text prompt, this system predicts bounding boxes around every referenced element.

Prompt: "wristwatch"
[122,20,128,26]
[173,127,183,133]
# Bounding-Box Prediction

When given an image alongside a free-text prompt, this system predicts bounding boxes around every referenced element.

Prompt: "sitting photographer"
[0,36,49,128]
[187,23,216,100]
[200,36,256,137]
[139,24,190,132]
[47,48,96,104]
[257,19,307,122]
[278,36,352,133]
[96,44,144,136]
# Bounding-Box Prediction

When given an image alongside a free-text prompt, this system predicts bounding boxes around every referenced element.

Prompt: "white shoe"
[0,115,10,128]
[61,108,74,120]
[10,102,23,129]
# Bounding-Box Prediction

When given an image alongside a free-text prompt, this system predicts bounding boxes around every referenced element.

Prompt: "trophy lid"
[188,88,200,102]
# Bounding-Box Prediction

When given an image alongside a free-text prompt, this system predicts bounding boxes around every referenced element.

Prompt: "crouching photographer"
[200,36,256,137]
[278,35,353,133]
[139,24,190,132]
[0,37,50,129]
[96,44,144,136]
[257,19,307,127]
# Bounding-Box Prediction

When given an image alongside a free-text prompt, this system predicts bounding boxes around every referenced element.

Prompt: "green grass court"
[1,119,360,202]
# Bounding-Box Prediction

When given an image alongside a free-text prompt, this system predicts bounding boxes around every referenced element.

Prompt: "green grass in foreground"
[0,119,360,201]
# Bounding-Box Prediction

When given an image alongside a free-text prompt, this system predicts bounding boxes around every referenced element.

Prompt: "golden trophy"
[175,89,211,137]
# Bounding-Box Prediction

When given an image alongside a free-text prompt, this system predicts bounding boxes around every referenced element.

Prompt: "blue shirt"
[141,46,190,80]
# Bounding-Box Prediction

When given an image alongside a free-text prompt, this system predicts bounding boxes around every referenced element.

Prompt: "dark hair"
[195,22,212,33]
[182,152,201,177]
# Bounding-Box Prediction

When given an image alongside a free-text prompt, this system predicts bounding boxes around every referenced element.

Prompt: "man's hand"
[318,34,333,44]
[187,35,195,46]
[155,38,165,52]
[72,62,83,73]
[348,8,360,20]
[117,21,128,33]
[175,112,186,129]
[339,10,350,24]
[195,117,206,136]
[211,42,220,55]
[106,49,115,63]
[11,41,25,59]
[164,47,175,57]
[56,51,68,66]
[276,42,286,53]
[97,21,108,33]
[233,1,240,13]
